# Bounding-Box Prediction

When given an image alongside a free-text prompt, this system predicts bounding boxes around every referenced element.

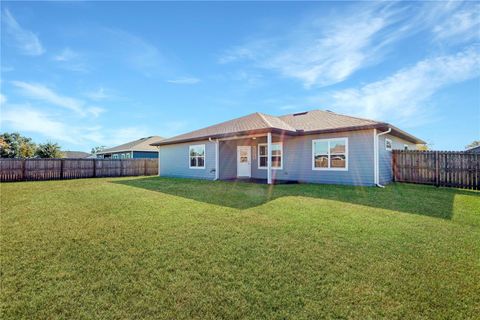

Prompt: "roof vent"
[325,110,333,113]
[293,111,308,116]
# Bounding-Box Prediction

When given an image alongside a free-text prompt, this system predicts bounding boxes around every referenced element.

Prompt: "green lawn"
[1,177,479,319]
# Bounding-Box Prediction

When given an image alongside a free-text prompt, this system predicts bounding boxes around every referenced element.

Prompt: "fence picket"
[392,150,479,190]
[0,158,158,182]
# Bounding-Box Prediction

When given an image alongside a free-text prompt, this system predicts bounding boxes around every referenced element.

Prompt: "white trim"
[311,137,349,171]
[385,138,393,151]
[373,129,377,184]
[257,142,283,170]
[96,149,157,155]
[218,133,268,141]
[215,140,219,180]
[158,146,161,176]
[236,145,252,178]
[374,128,391,187]
[267,132,272,184]
[189,144,206,169]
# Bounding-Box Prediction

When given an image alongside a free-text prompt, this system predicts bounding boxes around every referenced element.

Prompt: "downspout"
[375,128,392,188]
[209,138,219,180]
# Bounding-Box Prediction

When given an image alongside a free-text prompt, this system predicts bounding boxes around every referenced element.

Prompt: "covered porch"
[213,132,287,184]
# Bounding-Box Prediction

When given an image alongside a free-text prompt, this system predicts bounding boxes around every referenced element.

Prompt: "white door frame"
[237,146,251,177]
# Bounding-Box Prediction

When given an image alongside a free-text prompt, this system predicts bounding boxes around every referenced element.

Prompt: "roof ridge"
[256,112,274,128]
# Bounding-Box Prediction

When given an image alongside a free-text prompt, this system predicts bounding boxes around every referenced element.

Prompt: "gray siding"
[158,129,416,186]
[276,130,375,186]
[378,134,417,185]
[159,140,216,180]
[220,130,376,186]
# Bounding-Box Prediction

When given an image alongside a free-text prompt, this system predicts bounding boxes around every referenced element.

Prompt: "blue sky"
[1,1,479,152]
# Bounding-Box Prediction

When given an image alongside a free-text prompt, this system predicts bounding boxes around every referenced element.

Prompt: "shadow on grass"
[112,177,477,219]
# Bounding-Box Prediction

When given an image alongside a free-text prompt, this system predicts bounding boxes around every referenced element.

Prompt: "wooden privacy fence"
[392,150,479,190]
[0,158,158,182]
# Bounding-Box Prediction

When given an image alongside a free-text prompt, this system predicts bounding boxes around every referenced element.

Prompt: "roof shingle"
[98,136,163,154]
[153,110,424,145]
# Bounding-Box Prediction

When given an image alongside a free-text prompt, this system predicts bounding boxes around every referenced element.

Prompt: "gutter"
[374,128,392,188]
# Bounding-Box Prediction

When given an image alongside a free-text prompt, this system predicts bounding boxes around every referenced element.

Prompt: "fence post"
[435,151,439,187]
[144,159,147,176]
[93,159,97,178]
[22,159,26,181]
[392,151,396,182]
[60,159,64,179]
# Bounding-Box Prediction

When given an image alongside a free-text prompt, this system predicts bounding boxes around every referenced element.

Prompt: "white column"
[157,146,161,176]
[215,139,219,180]
[267,132,272,184]
[373,129,377,185]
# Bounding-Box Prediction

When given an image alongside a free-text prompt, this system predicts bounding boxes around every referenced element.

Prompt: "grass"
[1,177,479,319]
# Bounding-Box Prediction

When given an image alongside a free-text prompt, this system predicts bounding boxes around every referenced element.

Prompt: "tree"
[35,142,64,158]
[0,133,37,158]
[91,146,106,154]
[466,140,480,149]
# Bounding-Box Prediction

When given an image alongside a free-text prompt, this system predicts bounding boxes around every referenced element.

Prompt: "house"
[62,151,91,159]
[151,110,425,186]
[96,136,163,159]
[465,145,480,153]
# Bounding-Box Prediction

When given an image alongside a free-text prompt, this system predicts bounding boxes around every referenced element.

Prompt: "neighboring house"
[465,145,480,153]
[96,136,163,159]
[152,110,425,186]
[63,151,91,158]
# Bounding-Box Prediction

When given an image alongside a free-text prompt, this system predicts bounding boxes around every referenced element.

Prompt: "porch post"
[267,132,272,184]
[215,139,219,180]
[157,146,161,176]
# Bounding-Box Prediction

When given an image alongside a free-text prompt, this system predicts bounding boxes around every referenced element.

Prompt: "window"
[112,154,119,159]
[404,144,409,150]
[258,143,282,169]
[189,144,205,169]
[312,138,348,170]
[125,153,131,159]
[385,138,393,151]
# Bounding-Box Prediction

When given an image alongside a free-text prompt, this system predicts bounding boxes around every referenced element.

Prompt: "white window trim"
[385,138,393,151]
[312,137,349,171]
[258,142,283,170]
[189,144,206,169]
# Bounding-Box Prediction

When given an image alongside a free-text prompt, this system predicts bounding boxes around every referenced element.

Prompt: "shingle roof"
[155,113,296,145]
[98,136,164,154]
[62,151,91,158]
[278,110,379,131]
[153,110,424,145]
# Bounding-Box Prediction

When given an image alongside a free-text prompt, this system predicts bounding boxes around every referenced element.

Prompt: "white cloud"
[432,4,480,44]
[108,127,150,146]
[2,8,44,56]
[11,81,104,117]
[104,29,167,77]
[219,4,409,88]
[53,47,78,62]
[85,87,112,101]
[328,47,480,125]
[1,104,78,144]
[220,2,479,88]
[52,47,89,72]
[1,103,153,149]
[0,94,6,105]
[166,77,200,85]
